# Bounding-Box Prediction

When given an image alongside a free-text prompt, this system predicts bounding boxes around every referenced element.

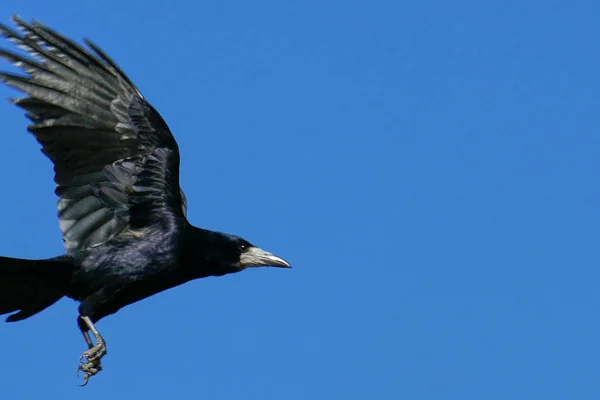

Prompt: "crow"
[0,16,291,385]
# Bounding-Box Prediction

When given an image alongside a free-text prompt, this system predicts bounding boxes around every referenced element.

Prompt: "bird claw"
[77,359,102,386]
[76,342,107,386]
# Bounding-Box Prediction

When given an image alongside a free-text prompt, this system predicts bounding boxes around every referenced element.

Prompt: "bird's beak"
[240,247,292,268]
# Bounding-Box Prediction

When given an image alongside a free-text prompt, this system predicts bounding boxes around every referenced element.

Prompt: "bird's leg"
[78,315,107,362]
[76,315,107,386]
[81,327,94,349]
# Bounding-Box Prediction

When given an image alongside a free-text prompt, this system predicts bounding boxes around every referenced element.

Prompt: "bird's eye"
[239,244,247,251]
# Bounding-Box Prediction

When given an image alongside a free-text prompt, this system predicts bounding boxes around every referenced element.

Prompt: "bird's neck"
[180,224,239,279]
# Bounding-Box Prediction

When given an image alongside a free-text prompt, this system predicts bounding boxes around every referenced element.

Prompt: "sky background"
[0,1,599,399]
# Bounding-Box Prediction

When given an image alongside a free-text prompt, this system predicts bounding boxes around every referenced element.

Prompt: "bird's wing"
[0,16,187,253]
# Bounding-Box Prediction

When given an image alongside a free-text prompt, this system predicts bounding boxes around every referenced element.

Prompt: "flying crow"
[0,16,291,385]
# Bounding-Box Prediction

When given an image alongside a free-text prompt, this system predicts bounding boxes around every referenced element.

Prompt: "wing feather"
[0,16,187,253]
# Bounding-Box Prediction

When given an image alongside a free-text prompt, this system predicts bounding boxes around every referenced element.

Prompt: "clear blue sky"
[0,1,599,398]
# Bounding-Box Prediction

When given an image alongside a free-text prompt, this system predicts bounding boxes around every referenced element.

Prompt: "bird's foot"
[79,340,107,364]
[77,358,102,386]
[77,341,107,386]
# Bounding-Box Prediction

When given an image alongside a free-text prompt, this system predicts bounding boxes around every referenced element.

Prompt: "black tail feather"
[0,256,73,322]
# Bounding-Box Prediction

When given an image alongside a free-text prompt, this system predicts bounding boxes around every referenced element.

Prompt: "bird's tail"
[0,256,74,322]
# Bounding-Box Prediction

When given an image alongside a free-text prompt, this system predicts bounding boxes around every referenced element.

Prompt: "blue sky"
[0,0,599,398]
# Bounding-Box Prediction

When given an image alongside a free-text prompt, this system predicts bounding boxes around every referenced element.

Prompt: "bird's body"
[68,223,245,321]
[68,220,184,320]
[0,15,290,385]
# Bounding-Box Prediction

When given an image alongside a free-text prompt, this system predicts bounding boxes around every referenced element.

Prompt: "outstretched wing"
[0,16,187,253]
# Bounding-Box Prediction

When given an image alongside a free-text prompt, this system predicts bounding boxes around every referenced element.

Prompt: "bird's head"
[227,235,292,270]
[193,229,291,273]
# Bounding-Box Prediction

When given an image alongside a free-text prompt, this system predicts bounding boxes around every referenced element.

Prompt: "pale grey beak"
[240,247,292,268]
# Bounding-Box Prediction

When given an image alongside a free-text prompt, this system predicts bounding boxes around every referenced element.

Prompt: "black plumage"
[0,16,291,385]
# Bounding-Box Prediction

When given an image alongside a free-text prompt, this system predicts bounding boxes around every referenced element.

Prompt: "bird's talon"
[76,355,103,386]
[79,373,91,387]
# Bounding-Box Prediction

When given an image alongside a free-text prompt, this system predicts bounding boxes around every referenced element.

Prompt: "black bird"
[0,16,291,385]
